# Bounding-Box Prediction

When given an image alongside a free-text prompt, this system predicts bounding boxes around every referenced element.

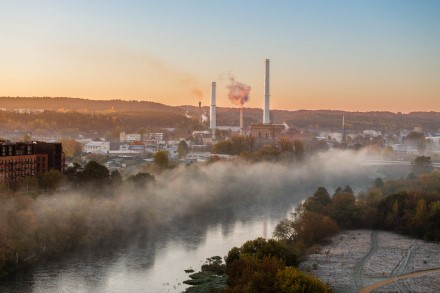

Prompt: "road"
[358,268,440,293]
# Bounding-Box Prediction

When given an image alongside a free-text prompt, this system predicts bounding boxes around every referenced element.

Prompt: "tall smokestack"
[263,59,270,125]
[240,106,244,135]
[210,81,216,138]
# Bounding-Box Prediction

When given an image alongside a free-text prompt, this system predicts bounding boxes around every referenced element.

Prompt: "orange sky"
[1,1,439,112]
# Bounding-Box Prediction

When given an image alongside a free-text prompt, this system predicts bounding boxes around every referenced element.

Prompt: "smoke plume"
[227,76,251,106]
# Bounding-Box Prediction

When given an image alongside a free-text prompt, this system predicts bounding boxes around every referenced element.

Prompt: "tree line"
[185,169,440,292]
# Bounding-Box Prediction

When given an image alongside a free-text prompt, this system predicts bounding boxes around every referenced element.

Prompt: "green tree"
[177,140,189,158]
[329,191,361,229]
[80,161,110,184]
[154,151,169,168]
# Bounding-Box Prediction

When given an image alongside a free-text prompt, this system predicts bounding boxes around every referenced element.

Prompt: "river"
[0,163,411,293]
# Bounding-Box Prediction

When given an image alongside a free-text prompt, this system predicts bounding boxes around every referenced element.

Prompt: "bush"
[275,267,330,293]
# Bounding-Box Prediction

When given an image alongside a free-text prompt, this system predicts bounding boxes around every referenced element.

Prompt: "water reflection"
[0,164,402,293]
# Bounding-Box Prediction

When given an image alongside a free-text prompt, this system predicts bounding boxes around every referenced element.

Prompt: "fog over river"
[0,150,411,293]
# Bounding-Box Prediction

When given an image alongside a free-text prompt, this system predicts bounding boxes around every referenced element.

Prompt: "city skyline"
[1,0,439,112]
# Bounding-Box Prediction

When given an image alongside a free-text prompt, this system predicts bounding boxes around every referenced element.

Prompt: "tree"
[127,172,155,188]
[37,170,63,192]
[212,141,233,155]
[177,140,189,158]
[278,136,293,152]
[246,135,256,152]
[275,267,330,293]
[154,151,169,168]
[374,177,384,188]
[23,133,31,142]
[80,161,110,184]
[412,156,433,174]
[59,138,83,158]
[293,139,304,160]
[230,135,247,155]
[329,191,360,229]
[255,144,280,161]
[110,170,122,185]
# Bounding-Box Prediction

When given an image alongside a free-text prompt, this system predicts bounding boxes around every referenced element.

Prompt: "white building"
[363,130,382,137]
[120,132,141,142]
[147,133,164,141]
[426,136,440,150]
[84,141,110,154]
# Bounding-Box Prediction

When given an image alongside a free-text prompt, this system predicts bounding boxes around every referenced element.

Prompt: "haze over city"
[1,0,439,112]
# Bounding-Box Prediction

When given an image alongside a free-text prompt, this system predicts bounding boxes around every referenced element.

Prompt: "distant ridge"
[0,97,183,114]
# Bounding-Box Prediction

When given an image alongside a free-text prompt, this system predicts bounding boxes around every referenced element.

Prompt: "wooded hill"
[0,97,182,114]
[1,97,439,135]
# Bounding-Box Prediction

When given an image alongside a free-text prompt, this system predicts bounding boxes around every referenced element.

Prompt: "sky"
[1,0,439,112]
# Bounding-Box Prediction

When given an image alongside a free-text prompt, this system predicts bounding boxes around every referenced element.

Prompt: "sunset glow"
[1,1,439,112]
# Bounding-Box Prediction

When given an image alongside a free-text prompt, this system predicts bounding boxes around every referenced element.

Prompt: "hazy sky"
[1,0,439,112]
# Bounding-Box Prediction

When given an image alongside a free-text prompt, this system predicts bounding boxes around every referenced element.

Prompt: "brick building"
[0,140,64,183]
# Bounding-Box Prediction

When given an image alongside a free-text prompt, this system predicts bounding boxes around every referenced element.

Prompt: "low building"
[250,124,285,140]
[147,133,164,141]
[84,141,110,154]
[120,132,141,142]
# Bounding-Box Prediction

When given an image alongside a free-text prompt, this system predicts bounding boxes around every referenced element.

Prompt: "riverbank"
[299,230,440,292]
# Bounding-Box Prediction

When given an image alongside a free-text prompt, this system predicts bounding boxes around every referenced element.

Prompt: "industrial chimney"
[210,81,216,138]
[240,107,244,135]
[263,59,270,125]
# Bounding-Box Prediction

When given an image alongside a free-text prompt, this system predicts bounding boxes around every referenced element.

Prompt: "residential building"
[0,140,64,183]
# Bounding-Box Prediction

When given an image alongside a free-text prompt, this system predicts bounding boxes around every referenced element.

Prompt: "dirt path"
[358,268,440,293]
[354,230,378,290]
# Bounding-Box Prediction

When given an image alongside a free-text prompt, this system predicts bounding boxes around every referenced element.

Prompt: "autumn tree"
[59,138,83,158]
[212,141,233,155]
[154,151,169,168]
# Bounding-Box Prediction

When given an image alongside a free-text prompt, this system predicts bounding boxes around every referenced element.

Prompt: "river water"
[1,195,299,293]
[0,164,411,293]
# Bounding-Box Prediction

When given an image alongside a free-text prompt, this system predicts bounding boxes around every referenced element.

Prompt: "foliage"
[154,151,169,168]
[80,160,110,185]
[110,170,122,185]
[275,267,330,293]
[224,255,285,293]
[274,211,339,247]
[212,141,233,155]
[225,238,298,268]
[412,156,433,174]
[59,138,82,158]
[36,170,63,192]
[178,140,189,158]
[127,172,155,188]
